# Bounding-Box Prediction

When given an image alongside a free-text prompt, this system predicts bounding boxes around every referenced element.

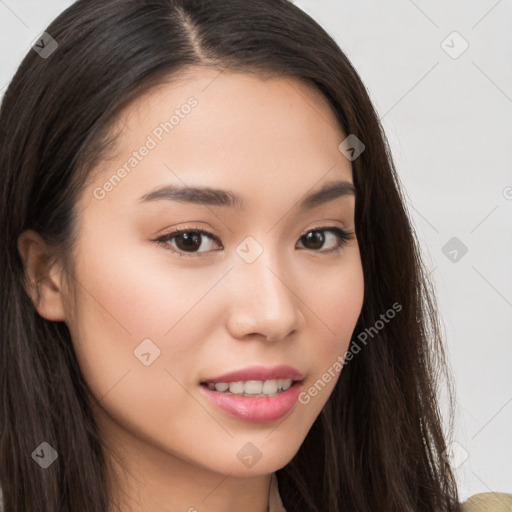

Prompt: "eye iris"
[177,232,202,252]
[303,230,324,250]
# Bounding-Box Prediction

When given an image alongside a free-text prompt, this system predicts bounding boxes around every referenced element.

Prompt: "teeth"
[214,382,229,392]
[262,380,277,394]
[205,379,294,396]
[243,380,263,394]
[229,381,245,394]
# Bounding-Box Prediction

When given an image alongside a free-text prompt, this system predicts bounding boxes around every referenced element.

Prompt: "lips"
[199,380,303,423]
[200,365,304,384]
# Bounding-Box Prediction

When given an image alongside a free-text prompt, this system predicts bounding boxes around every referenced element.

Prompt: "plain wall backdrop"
[1,0,511,501]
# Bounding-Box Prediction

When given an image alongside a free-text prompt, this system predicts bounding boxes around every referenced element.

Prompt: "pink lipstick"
[199,365,304,423]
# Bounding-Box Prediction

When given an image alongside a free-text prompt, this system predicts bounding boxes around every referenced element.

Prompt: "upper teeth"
[206,379,293,395]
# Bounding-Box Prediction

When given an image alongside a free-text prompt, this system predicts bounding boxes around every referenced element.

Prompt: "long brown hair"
[0,0,461,510]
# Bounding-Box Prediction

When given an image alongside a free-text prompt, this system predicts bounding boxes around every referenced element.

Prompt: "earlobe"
[17,229,67,322]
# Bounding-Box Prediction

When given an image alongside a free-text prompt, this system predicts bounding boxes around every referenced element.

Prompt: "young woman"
[0,1,509,511]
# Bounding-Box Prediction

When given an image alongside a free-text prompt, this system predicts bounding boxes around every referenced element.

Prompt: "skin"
[18,67,364,512]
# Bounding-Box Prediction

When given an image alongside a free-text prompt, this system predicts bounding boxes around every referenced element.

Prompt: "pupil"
[304,230,324,249]
[178,233,201,251]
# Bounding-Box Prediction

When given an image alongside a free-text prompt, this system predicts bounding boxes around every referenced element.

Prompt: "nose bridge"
[227,236,303,340]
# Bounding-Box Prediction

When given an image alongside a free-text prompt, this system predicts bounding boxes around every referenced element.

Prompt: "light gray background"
[1,0,511,501]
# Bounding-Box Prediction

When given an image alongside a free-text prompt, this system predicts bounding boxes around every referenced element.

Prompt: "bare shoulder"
[461,493,512,511]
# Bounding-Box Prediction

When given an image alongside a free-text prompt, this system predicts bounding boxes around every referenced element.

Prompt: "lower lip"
[199,382,302,423]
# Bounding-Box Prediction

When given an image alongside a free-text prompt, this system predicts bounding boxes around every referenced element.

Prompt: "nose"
[225,246,305,343]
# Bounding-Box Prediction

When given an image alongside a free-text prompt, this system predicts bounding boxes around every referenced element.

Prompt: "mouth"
[200,378,301,397]
[198,365,305,422]
[199,364,304,397]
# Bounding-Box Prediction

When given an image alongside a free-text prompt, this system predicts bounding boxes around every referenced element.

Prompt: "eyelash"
[154,225,355,258]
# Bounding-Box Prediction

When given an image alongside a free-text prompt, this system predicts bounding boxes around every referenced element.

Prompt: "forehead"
[81,66,353,213]
[121,66,343,134]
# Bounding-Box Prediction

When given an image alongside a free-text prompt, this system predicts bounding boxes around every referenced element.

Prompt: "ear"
[17,229,67,321]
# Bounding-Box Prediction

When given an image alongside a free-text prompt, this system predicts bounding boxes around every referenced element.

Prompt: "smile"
[202,378,294,396]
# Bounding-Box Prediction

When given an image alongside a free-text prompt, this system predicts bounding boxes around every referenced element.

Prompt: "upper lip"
[201,365,304,384]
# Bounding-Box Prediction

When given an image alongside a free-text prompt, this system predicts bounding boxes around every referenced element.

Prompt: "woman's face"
[65,67,364,479]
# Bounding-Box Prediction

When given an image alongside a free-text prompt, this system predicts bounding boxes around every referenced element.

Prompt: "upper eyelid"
[162,227,220,242]
[157,224,349,239]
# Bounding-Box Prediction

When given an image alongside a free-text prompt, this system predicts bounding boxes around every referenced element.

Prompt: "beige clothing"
[462,492,512,511]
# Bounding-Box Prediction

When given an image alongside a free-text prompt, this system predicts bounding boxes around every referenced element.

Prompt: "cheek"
[305,250,364,356]
[295,251,364,412]
[66,231,217,402]
[69,226,224,341]
[66,240,229,461]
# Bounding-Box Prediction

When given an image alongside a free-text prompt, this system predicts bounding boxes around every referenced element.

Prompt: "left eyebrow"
[299,180,356,210]
[138,179,356,211]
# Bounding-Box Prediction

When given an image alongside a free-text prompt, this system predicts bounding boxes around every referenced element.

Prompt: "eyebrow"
[139,179,356,211]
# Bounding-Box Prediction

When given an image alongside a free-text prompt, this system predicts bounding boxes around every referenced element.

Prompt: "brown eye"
[156,228,221,257]
[301,230,325,250]
[174,232,203,252]
[297,227,353,253]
